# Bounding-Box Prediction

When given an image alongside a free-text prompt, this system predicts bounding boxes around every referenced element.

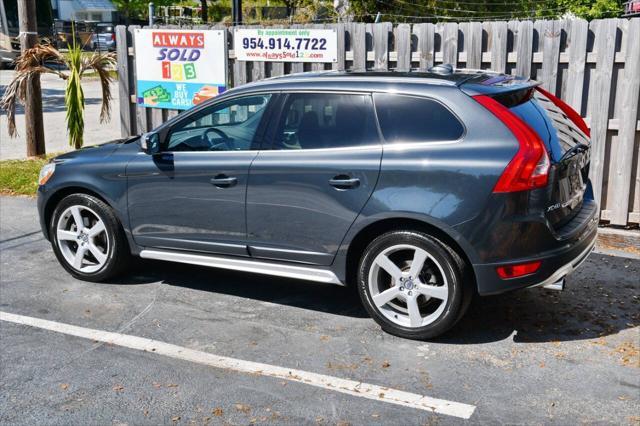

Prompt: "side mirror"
[140,132,160,155]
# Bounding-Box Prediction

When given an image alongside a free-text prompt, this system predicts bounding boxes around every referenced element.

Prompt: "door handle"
[210,175,238,188]
[329,175,360,190]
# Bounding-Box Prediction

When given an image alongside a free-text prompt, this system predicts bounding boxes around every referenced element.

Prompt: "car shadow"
[106,255,639,344]
[113,258,370,319]
[440,256,639,344]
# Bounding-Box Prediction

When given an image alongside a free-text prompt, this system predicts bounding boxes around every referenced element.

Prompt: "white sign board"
[234,28,337,63]
[134,28,227,110]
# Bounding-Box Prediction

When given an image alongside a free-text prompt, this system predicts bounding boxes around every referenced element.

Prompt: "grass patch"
[0,155,58,196]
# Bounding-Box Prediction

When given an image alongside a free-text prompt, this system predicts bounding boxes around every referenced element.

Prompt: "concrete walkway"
[0,70,121,160]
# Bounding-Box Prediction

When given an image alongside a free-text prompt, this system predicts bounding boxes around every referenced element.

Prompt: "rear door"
[246,92,382,265]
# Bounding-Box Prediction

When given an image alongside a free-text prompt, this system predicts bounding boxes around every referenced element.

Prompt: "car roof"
[225,69,522,96]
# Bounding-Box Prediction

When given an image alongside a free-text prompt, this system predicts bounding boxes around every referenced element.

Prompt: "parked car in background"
[36,69,598,339]
[91,23,116,51]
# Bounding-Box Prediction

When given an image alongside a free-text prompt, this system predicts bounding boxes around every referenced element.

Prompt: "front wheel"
[357,230,469,340]
[50,193,130,282]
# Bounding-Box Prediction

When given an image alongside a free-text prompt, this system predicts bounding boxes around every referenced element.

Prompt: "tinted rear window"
[374,94,464,143]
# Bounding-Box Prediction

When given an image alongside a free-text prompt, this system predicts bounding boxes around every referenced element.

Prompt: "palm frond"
[64,40,85,149]
[0,45,68,138]
[80,51,117,123]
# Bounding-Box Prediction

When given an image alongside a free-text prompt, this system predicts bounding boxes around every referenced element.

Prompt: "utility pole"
[17,0,45,157]
[148,2,155,26]
[232,0,242,25]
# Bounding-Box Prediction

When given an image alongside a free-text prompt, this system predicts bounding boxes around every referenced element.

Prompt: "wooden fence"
[115,18,640,228]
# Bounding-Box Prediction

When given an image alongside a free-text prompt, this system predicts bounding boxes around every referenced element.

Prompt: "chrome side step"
[139,249,344,285]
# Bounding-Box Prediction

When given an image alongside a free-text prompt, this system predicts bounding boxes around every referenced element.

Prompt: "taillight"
[110,33,115,41]
[496,261,541,279]
[473,95,550,193]
[535,86,590,137]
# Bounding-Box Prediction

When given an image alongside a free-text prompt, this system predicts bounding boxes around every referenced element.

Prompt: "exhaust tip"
[542,278,565,291]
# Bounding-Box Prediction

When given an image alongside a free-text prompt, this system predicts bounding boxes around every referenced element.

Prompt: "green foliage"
[347,0,623,22]
[64,35,85,150]
[111,0,177,20]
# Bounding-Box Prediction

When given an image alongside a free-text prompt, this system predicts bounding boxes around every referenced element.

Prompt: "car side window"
[374,94,464,143]
[166,94,271,152]
[273,93,378,150]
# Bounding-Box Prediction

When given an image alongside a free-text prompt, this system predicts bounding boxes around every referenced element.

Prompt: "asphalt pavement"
[1,195,639,425]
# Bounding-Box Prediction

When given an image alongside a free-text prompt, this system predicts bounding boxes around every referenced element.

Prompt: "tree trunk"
[17,0,46,157]
[200,0,208,23]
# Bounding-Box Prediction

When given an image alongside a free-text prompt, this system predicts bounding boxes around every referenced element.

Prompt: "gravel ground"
[0,70,121,160]
[0,195,639,425]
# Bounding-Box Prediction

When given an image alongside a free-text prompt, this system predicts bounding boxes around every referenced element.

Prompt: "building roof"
[74,0,116,12]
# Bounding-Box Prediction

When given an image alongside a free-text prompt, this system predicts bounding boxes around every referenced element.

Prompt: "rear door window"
[272,93,379,150]
[374,94,464,143]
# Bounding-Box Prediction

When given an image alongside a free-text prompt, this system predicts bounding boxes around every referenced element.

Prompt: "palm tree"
[0,40,116,150]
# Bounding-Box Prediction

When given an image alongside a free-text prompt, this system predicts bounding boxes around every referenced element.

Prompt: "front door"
[127,93,273,256]
[246,92,382,265]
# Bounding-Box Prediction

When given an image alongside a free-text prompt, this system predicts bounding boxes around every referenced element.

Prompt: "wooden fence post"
[115,25,135,137]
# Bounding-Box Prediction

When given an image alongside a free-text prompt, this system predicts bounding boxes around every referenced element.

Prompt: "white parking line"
[0,311,476,419]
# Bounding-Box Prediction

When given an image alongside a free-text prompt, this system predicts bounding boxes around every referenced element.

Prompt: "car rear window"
[374,94,464,143]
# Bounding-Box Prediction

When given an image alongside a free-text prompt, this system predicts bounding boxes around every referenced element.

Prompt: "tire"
[50,193,130,282]
[357,230,470,340]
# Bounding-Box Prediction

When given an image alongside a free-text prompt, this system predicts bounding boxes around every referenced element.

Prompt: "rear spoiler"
[457,72,541,108]
[458,72,541,97]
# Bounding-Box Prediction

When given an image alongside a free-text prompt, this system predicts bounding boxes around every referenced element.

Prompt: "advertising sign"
[234,28,337,63]
[134,29,227,110]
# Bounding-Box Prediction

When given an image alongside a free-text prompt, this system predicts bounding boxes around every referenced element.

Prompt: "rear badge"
[547,193,583,212]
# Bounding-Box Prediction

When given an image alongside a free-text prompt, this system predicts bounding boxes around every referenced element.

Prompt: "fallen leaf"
[234,403,251,413]
[166,383,179,388]
[212,407,223,416]
[381,360,391,368]
[371,413,380,418]
[171,415,180,423]
[320,335,330,341]
[152,382,162,389]
[59,383,69,391]
[112,384,124,392]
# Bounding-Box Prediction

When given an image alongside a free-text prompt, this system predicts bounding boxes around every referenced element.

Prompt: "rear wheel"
[50,193,129,282]
[357,230,469,340]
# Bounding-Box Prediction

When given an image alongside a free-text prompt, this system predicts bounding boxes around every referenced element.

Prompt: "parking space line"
[0,310,476,419]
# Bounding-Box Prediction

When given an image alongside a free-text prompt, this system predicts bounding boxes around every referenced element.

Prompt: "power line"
[373,0,568,16]
[359,11,564,21]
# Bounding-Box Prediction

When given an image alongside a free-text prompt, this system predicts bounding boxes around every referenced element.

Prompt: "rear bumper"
[472,202,598,295]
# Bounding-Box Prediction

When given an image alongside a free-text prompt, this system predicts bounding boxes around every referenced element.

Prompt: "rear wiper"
[560,142,589,162]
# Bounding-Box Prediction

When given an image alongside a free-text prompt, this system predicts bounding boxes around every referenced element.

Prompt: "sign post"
[134,29,227,110]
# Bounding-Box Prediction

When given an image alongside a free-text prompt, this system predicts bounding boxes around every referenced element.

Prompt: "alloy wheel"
[368,244,449,328]
[56,205,110,274]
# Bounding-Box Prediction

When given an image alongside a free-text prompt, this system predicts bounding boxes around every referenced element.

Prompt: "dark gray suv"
[37,70,598,339]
